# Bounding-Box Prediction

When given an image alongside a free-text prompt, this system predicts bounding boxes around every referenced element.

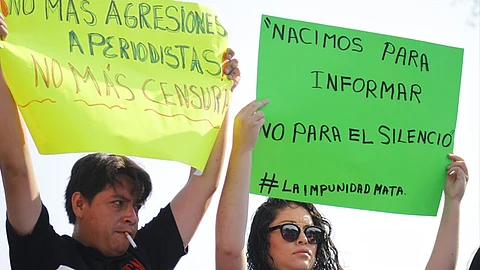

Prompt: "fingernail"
[224,67,230,74]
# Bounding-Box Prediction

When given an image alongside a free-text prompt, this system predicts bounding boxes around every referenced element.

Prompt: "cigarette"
[124,232,137,249]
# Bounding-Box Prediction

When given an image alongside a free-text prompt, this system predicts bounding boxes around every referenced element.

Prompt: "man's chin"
[102,242,130,257]
[105,248,128,257]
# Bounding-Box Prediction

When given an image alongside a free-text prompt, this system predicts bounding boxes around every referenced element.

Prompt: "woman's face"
[268,206,317,270]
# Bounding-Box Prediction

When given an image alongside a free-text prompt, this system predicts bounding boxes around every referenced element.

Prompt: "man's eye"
[134,204,142,211]
[113,200,124,206]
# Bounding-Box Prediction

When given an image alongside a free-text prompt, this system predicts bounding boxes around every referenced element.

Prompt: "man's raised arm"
[170,48,240,246]
[0,63,42,235]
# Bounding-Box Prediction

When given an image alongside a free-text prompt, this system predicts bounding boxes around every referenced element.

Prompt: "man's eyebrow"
[110,194,145,205]
[110,194,132,202]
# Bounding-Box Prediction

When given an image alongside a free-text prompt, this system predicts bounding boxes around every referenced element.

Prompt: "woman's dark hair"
[64,153,152,224]
[247,198,343,270]
[469,247,480,270]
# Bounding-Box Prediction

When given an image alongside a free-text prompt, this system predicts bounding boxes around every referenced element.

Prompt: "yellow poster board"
[0,0,233,171]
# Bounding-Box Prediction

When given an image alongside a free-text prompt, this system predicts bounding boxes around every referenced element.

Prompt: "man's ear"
[71,192,87,220]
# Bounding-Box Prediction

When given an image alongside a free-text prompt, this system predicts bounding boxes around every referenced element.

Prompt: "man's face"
[80,174,141,257]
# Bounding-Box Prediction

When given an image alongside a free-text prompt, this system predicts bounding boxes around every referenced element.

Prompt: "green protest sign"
[251,15,463,216]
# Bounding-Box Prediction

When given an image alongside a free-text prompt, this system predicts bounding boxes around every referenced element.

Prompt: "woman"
[246,198,342,270]
[216,99,469,270]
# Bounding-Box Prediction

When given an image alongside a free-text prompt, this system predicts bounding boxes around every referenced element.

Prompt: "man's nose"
[123,206,138,225]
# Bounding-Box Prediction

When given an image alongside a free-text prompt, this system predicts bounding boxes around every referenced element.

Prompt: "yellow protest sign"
[0,0,233,171]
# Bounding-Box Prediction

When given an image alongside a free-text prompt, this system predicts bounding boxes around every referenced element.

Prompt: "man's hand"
[0,13,7,41]
[223,48,240,91]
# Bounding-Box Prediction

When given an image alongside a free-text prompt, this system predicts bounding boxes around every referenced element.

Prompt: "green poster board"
[252,15,463,216]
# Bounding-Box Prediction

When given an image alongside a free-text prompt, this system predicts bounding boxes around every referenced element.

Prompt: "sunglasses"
[269,223,324,244]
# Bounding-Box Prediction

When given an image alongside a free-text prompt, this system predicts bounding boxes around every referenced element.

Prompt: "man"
[0,13,240,269]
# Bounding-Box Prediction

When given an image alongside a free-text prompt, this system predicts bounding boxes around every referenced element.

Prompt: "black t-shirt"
[6,204,187,270]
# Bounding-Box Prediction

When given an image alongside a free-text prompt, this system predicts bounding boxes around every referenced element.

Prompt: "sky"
[0,0,479,269]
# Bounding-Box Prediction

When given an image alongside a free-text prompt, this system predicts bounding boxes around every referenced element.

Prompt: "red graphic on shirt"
[122,258,146,270]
